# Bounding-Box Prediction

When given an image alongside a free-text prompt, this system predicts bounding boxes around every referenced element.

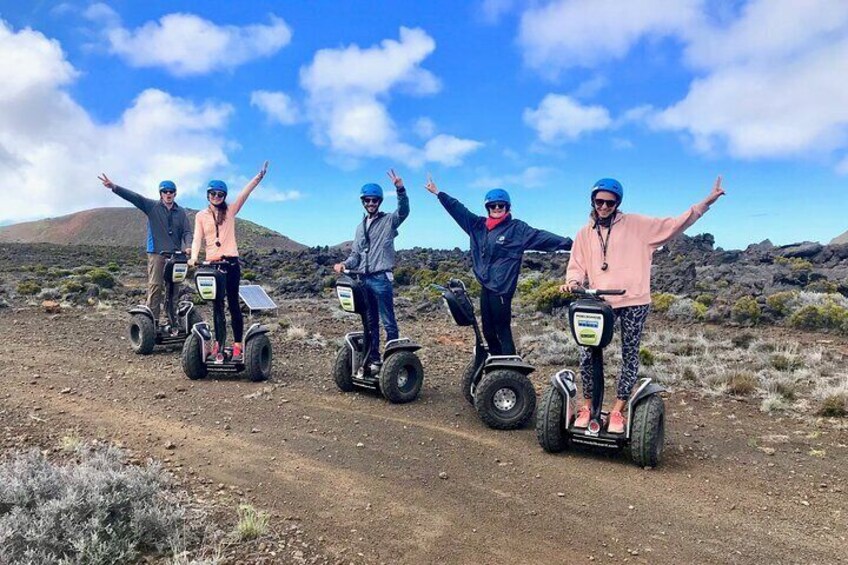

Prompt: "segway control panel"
[336,274,367,314]
[568,299,615,348]
[195,266,226,301]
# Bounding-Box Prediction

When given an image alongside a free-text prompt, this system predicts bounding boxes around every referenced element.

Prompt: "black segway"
[535,288,666,468]
[128,251,202,355]
[181,260,274,382]
[333,272,424,403]
[438,279,536,430]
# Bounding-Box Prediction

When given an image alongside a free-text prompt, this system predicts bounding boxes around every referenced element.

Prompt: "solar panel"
[238,285,277,311]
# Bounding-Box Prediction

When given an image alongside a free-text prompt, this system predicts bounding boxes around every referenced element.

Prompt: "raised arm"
[98,173,154,213]
[387,168,409,228]
[522,225,573,253]
[645,175,725,248]
[230,161,269,216]
[426,174,480,235]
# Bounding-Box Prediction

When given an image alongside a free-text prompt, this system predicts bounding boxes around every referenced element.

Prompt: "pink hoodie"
[565,200,712,308]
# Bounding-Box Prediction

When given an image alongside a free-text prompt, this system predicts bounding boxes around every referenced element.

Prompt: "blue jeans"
[363,273,398,363]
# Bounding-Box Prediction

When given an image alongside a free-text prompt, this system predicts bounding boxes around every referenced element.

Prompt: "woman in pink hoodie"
[562,176,725,433]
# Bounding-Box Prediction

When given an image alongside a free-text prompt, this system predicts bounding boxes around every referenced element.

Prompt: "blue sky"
[1,0,847,250]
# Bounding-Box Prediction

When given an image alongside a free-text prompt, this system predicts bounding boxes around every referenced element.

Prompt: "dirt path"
[1,304,846,564]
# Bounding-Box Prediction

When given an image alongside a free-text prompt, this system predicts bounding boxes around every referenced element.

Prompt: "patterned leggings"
[579,304,651,400]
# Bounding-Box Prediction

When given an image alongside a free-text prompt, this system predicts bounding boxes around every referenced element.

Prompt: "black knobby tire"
[380,351,424,404]
[129,314,155,355]
[460,360,478,406]
[629,394,665,468]
[536,385,568,453]
[245,334,272,382]
[474,370,537,430]
[333,346,356,392]
[181,333,207,380]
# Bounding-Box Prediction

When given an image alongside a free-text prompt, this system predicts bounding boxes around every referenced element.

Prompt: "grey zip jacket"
[113,186,192,253]
[343,188,409,274]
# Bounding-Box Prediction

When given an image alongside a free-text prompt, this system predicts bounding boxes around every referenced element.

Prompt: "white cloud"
[472,166,559,189]
[480,0,517,24]
[251,90,299,125]
[252,188,303,203]
[524,94,612,144]
[651,0,848,161]
[299,27,481,167]
[518,0,702,75]
[0,20,235,223]
[413,117,436,138]
[102,12,292,76]
[423,135,483,166]
[83,2,120,26]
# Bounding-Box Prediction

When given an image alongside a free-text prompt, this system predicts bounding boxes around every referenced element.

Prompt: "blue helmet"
[591,178,623,204]
[207,179,228,195]
[158,180,176,192]
[484,188,511,207]
[360,183,383,200]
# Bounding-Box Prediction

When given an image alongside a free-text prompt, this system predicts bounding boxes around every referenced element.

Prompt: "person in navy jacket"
[425,175,572,355]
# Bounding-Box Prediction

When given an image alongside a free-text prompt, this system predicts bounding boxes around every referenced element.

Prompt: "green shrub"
[241,269,258,281]
[17,280,42,295]
[770,354,802,372]
[106,261,120,273]
[805,279,837,293]
[235,504,269,541]
[695,293,713,306]
[765,291,798,317]
[817,393,847,417]
[731,296,761,324]
[86,268,116,289]
[727,372,758,395]
[61,279,86,294]
[526,280,571,314]
[639,347,655,367]
[788,302,848,333]
[651,293,676,313]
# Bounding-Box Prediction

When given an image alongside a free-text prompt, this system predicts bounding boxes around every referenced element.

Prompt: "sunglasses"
[160,189,176,195]
[594,198,618,208]
[486,202,508,211]
[362,197,381,204]
[208,191,226,199]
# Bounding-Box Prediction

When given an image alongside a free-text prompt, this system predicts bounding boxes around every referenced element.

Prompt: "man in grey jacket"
[98,174,193,323]
[334,169,409,367]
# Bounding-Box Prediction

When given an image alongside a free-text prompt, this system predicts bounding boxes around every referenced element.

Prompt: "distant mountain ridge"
[832,231,848,245]
[0,207,307,252]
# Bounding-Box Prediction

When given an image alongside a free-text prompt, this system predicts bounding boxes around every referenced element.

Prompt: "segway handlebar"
[431,278,468,294]
[159,250,188,259]
[571,287,626,297]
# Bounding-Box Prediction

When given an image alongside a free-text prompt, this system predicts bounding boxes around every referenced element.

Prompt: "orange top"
[191,179,259,263]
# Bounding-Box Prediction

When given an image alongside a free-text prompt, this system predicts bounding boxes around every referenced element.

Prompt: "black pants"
[213,257,243,345]
[480,288,515,356]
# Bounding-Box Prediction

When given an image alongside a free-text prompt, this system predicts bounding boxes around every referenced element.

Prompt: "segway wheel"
[536,385,568,453]
[181,333,207,380]
[629,394,665,468]
[380,351,424,404]
[333,346,356,392]
[460,360,477,406]
[245,334,272,382]
[129,314,155,355]
[474,370,537,430]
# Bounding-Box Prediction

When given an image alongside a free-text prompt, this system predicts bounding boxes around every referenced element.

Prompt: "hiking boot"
[607,411,625,434]
[573,406,591,428]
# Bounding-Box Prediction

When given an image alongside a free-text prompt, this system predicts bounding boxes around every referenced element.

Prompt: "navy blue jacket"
[438,192,572,296]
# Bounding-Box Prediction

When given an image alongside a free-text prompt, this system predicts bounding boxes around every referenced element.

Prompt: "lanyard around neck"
[594,217,613,271]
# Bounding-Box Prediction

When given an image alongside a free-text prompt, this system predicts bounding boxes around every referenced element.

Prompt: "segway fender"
[630,380,665,407]
[244,323,269,343]
[191,322,212,342]
[129,305,154,320]
[384,338,422,355]
[176,301,193,318]
[484,355,535,376]
[551,369,578,399]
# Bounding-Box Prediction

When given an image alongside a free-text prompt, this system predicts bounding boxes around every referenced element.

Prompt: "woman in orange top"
[190,161,269,362]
